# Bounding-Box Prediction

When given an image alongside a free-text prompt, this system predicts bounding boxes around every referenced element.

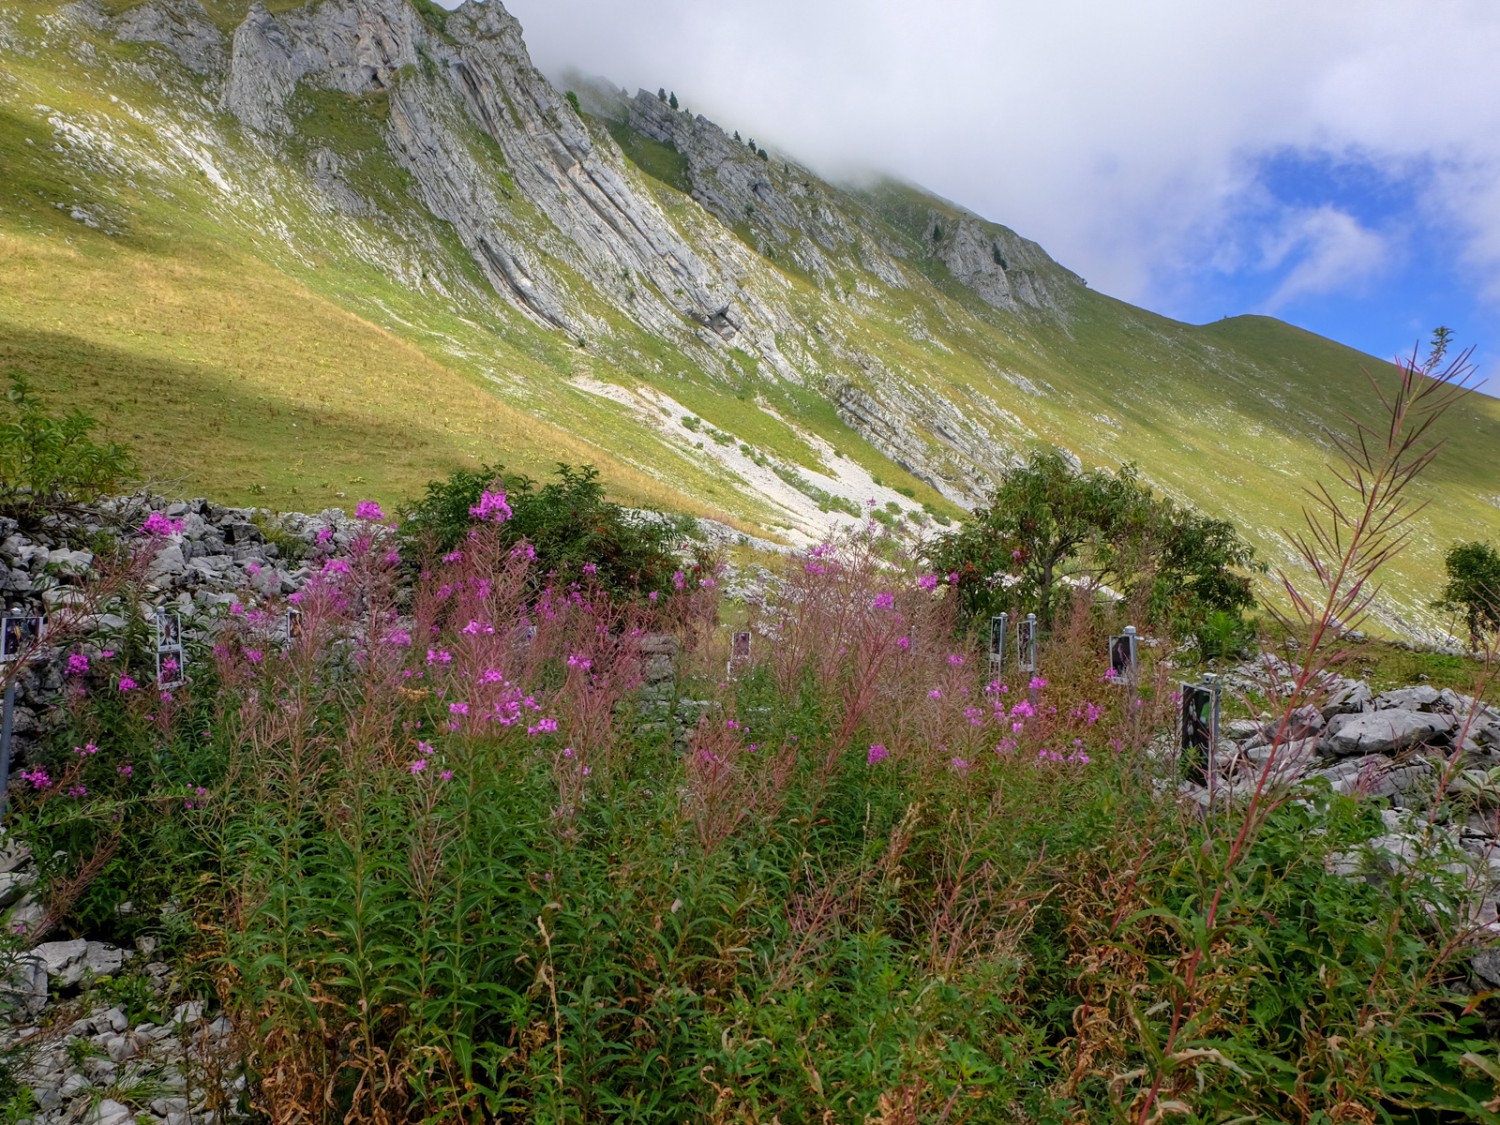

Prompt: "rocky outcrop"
[926,211,1080,317]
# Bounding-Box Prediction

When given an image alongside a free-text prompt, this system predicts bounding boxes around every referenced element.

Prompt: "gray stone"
[30,1081,62,1111]
[84,1097,134,1125]
[58,1073,92,1098]
[1474,948,1500,987]
[1322,680,1372,718]
[103,1033,136,1063]
[34,938,88,987]
[83,941,125,979]
[145,544,186,582]
[1374,685,1442,711]
[1320,710,1454,757]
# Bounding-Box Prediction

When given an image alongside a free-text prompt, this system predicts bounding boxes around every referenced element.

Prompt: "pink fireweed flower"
[1010,700,1036,719]
[355,500,384,521]
[66,785,87,799]
[449,702,470,716]
[871,592,895,610]
[950,757,970,772]
[246,562,262,576]
[566,654,592,670]
[947,653,965,666]
[1028,676,1048,692]
[140,512,183,536]
[17,769,51,790]
[65,653,90,677]
[582,562,598,576]
[116,764,133,778]
[928,688,942,700]
[230,603,245,616]
[244,649,263,665]
[916,574,939,591]
[460,620,494,636]
[410,759,427,774]
[1102,667,1118,681]
[427,649,452,665]
[672,571,686,590]
[117,676,138,693]
[804,561,827,575]
[469,490,513,523]
[867,743,890,765]
[75,742,98,756]
[440,769,453,781]
[384,629,412,647]
[442,550,464,564]
[896,636,910,650]
[527,717,559,736]
[384,548,401,565]
[322,558,351,577]
[648,591,658,601]
[316,528,334,544]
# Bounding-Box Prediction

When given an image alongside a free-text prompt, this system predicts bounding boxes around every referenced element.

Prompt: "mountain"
[2,0,1498,640]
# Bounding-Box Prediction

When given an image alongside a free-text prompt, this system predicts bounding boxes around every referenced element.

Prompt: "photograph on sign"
[731,631,752,660]
[156,648,186,689]
[0,616,44,664]
[156,611,182,652]
[1108,633,1138,683]
[1018,617,1038,671]
[285,607,303,641]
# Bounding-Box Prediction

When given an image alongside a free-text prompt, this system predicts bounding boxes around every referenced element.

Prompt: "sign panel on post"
[1017,613,1038,673]
[988,613,1008,675]
[1179,678,1220,784]
[727,630,752,679]
[1108,626,1138,686]
[0,615,44,664]
[155,610,186,689]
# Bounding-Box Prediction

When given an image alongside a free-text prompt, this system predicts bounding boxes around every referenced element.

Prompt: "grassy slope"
[2,0,1497,634]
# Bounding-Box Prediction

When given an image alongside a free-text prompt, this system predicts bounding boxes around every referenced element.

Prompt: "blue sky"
[496,0,1500,397]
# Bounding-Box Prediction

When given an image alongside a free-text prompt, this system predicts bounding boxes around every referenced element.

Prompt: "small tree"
[0,374,134,526]
[926,446,1260,634]
[657,87,667,102]
[668,91,678,110]
[1435,540,1500,648]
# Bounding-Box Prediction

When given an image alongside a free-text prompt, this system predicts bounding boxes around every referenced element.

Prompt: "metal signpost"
[155,609,186,689]
[1179,673,1221,788]
[285,606,303,643]
[1,611,46,817]
[1108,626,1139,686]
[1017,613,1038,673]
[988,613,1008,676]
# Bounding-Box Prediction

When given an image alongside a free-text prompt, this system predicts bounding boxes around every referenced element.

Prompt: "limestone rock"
[1320,710,1453,757]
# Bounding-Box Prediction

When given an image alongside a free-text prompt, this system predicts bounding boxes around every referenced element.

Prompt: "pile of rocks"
[1199,665,1500,984]
[0,843,248,1124]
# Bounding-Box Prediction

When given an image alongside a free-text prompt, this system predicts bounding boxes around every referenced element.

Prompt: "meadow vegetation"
[7,389,1499,1120]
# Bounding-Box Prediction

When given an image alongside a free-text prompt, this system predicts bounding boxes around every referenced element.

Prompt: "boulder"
[34,938,89,987]
[1320,710,1453,757]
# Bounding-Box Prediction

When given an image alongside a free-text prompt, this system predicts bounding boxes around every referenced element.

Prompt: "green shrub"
[0,374,133,525]
[399,462,695,598]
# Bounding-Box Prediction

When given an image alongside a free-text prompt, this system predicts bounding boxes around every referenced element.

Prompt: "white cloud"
[1259,206,1393,310]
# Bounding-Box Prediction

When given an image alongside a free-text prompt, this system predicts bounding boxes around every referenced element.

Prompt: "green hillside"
[1,0,1497,639]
